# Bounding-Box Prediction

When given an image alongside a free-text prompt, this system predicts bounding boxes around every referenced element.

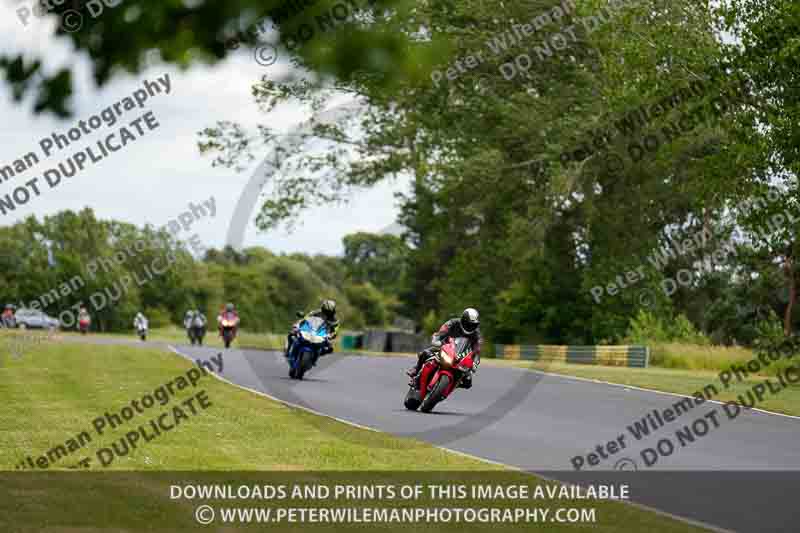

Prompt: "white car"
[14,308,59,330]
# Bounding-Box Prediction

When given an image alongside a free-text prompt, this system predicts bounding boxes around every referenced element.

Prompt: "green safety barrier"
[493,344,649,368]
[340,333,363,350]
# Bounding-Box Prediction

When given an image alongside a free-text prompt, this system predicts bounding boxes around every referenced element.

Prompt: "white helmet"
[460,308,480,334]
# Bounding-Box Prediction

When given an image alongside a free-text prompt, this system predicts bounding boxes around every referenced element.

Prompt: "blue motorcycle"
[287,316,331,380]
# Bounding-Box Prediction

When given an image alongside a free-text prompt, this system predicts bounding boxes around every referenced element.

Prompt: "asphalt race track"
[163,342,799,532]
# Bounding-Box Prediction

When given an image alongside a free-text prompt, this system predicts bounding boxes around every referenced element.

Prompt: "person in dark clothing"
[407,308,482,389]
[286,299,340,357]
[2,305,16,328]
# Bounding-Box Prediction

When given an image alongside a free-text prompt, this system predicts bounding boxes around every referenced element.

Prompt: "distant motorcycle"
[219,312,239,349]
[404,336,476,413]
[78,315,91,335]
[188,316,206,346]
[136,323,148,341]
[286,315,331,380]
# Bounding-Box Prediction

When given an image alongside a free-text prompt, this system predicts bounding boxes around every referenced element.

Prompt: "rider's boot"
[406,351,428,387]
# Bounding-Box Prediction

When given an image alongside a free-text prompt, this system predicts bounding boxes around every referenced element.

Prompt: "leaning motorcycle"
[286,316,330,380]
[136,322,148,341]
[219,313,239,349]
[404,336,476,413]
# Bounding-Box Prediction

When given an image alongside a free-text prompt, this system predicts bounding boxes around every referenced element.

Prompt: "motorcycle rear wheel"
[420,374,450,413]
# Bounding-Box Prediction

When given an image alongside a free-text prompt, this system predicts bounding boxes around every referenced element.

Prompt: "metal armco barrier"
[343,330,427,354]
[493,344,650,367]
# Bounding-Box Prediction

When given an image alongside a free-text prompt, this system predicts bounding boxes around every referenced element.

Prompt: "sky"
[0,1,408,256]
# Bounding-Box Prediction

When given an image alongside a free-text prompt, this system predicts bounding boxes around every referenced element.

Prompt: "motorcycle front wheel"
[404,387,422,411]
[420,374,450,413]
[296,351,314,380]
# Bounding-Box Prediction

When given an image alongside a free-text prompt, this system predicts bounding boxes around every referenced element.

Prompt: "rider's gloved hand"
[431,339,442,349]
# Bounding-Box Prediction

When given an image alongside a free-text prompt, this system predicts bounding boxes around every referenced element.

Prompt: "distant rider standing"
[407,308,482,389]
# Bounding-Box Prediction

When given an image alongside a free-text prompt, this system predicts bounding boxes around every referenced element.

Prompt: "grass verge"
[0,342,709,532]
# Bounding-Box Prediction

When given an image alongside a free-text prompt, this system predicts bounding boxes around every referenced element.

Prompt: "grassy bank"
[0,342,708,533]
[24,326,287,351]
[0,342,480,471]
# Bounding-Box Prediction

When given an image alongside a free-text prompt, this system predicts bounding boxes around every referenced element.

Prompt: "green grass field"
[0,341,709,532]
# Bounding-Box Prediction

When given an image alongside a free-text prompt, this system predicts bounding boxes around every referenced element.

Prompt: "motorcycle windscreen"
[454,336,472,356]
[300,317,328,337]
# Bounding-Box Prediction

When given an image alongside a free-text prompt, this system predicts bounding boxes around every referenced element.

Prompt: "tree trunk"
[783,256,796,337]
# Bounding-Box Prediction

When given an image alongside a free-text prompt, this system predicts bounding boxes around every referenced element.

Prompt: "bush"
[343,283,388,327]
[648,342,752,370]
[421,310,440,337]
[145,307,172,329]
[624,310,709,345]
[752,309,785,352]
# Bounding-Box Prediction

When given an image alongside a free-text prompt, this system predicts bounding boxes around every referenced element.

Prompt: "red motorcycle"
[404,336,476,413]
[219,311,239,349]
[78,315,91,335]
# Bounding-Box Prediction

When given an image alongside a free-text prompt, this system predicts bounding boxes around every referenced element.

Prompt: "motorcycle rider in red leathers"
[407,308,482,389]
